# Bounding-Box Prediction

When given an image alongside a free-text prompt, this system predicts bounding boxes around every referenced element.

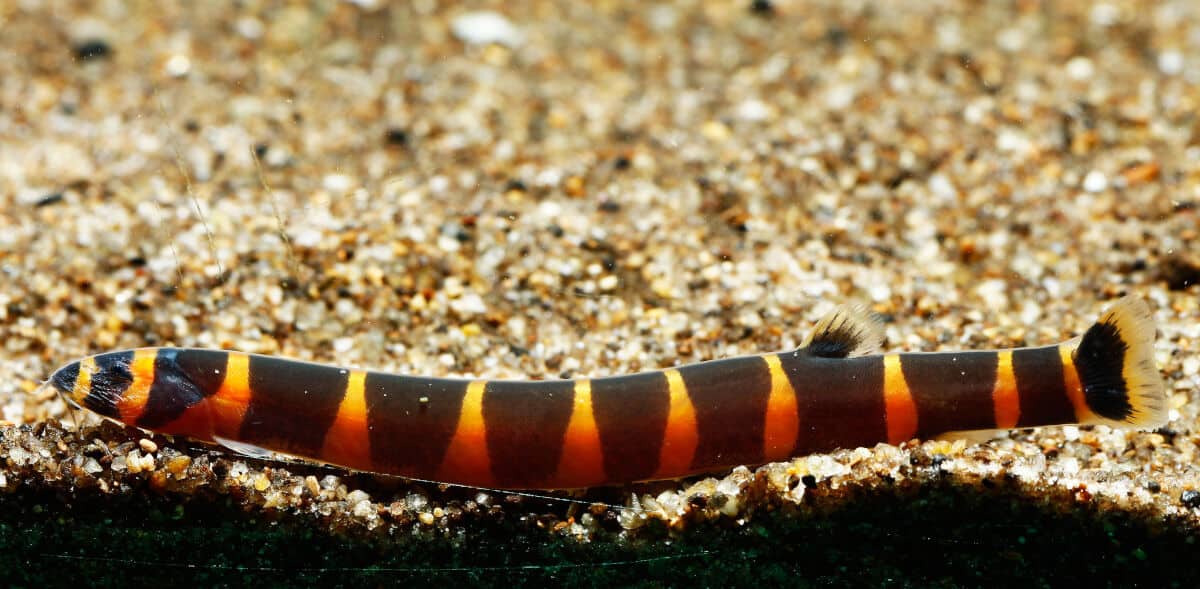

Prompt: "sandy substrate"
[1,0,1199,583]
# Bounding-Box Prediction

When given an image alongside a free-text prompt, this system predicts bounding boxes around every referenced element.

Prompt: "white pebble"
[928,174,957,201]
[451,11,524,48]
[823,84,856,110]
[7,448,30,466]
[1158,50,1184,76]
[1019,301,1041,325]
[868,282,891,302]
[1083,170,1108,193]
[1089,3,1120,26]
[407,493,428,510]
[1066,57,1094,80]
[82,457,103,474]
[996,129,1031,154]
[164,54,191,77]
[127,450,143,474]
[449,293,487,316]
[995,27,1025,52]
[735,99,771,122]
[647,4,678,31]
[1058,457,1080,475]
[294,229,322,248]
[535,168,563,187]
[323,174,354,194]
[437,234,461,253]
[1181,356,1199,377]
[975,279,1009,309]
[235,17,264,39]
[2,400,22,423]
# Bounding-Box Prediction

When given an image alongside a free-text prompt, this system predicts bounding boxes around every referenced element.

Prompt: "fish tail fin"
[1074,296,1167,429]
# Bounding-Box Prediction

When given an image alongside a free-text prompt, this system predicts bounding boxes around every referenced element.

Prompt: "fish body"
[47,297,1166,489]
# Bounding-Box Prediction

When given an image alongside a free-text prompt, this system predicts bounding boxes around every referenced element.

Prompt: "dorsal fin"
[800,305,885,358]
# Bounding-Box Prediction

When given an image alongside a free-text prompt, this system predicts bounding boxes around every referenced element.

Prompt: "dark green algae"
[3,476,1199,588]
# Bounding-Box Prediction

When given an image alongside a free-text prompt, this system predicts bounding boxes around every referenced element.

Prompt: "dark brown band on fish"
[677,356,772,470]
[781,353,887,454]
[1012,346,1075,427]
[364,373,470,476]
[239,355,349,457]
[900,351,999,436]
[482,379,575,487]
[591,371,671,483]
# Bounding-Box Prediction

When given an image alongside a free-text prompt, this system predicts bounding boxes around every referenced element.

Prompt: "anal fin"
[801,305,885,358]
[935,429,1011,445]
[214,434,292,462]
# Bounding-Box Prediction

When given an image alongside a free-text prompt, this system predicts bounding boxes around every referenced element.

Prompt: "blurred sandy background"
[1,0,1199,584]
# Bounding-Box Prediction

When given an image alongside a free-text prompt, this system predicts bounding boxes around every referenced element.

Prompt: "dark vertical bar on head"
[87,351,134,418]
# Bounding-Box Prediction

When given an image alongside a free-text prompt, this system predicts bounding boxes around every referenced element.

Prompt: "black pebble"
[750,0,774,15]
[1182,490,1200,508]
[385,128,409,146]
[826,27,849,48]
[73,39,111,61]
[34,193,64,207]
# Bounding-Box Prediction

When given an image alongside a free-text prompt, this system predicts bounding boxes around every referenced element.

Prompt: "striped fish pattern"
[46,297,1167,489]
